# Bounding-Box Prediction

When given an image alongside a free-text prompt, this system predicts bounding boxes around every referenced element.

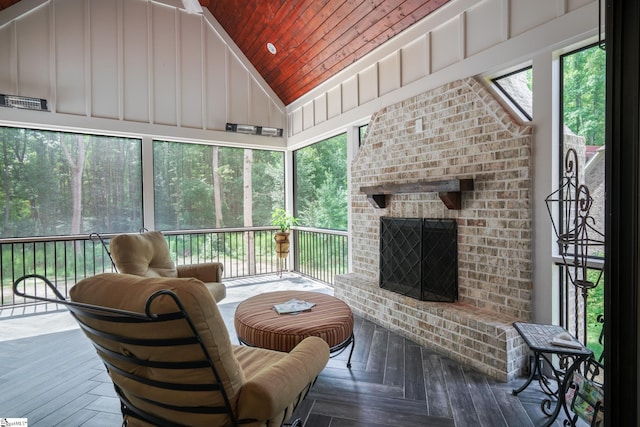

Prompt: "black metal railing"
[294,227,349,285]
[1,227,349,308]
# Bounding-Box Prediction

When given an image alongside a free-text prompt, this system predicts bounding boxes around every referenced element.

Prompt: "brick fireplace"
[335,77,530,381]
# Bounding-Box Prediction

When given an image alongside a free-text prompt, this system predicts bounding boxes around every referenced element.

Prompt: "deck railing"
[1,227,349,308]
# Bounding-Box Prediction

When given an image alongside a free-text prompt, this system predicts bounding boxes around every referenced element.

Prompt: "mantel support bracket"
[361,178,474,210]
[367,194,387,209]
[438,191,462,210]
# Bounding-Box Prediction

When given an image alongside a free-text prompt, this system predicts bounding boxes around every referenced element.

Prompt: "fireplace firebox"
[379,217,458,302]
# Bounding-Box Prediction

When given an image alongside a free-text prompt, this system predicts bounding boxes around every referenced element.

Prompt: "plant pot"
[274,231,290,259]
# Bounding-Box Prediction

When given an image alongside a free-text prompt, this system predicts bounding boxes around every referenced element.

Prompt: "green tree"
[1,126,141,238]
[153,141,284,230]
[563,46,606,145]
[294,133,347,230]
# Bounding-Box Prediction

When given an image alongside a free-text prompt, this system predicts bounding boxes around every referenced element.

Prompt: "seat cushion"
[109,231,178,277]
[70,273,244,426]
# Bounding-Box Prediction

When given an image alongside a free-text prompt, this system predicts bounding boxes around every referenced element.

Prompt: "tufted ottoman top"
[234,290,354,353]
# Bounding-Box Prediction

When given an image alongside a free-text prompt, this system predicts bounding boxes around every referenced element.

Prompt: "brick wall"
[336,77,533,381]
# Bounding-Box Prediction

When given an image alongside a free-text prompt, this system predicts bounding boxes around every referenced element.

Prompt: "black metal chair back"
[13,274,239,427]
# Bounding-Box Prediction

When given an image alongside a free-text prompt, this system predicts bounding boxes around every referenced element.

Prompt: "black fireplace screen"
[379,217,458,302]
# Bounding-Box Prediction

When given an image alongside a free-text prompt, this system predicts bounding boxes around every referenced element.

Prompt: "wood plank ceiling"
[208,0,451,105]
[0,0,452,105]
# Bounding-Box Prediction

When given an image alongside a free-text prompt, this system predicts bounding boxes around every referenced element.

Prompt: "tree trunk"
[2,128,10,233]
[243,149,255,275]
[61,133,85,235]
[212,146,223,228]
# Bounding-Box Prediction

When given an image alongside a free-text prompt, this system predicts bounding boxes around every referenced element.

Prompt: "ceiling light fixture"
[266,42,277,55]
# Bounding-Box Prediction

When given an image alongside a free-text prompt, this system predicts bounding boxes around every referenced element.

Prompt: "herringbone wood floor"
[0,275,578,426]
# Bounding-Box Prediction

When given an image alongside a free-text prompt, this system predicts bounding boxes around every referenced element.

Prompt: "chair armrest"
[177,262,223,282]
[236,336,330,421]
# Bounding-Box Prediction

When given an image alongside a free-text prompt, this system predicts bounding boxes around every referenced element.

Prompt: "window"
[153,141,284,230]
[559,43,606,358]
[491,66,533,121]
[560,44,605,257]
[294,134,347,230]
[0,126,142,238]
[359,124,368,146]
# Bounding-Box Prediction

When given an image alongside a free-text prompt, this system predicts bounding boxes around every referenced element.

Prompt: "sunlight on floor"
[0,273,333,343]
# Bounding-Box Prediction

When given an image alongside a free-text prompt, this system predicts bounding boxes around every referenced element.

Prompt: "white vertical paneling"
[204,27,227,130]
[459,12,467,60]
[54,0,86,115]
[342,75,358,112]
[180,11,203,128]
[0,0,282,138]
[90,0,119,119]
[401,35,428,86]
[568,0,593,10]
[269,100,285,129]
[510,0,560,37]
[314,93,327,124]
[227,54,249,124]
[502,0,510,40]
[291,107,303,135]
[465,0,503,57]
[327,85,341,119]
[122,0,149,123]
[431,18,460,72]
[358,63,378,104]
[0,23,16,95]
[250,78,270,126]
[302,100,314,130]
[152,3,177,126]
[379,51,400,96]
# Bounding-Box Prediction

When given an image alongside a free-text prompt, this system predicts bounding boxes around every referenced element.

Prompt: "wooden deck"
[0,274,581,426]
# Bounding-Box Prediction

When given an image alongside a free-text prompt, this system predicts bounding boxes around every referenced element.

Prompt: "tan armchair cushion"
[70,274,244,426]
[110,231,178,277]
[70,273,329,427]
[110,231,226,302]
[235,337,330,422]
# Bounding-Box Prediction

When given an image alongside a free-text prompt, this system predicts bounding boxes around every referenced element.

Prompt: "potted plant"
[271,208,299,259]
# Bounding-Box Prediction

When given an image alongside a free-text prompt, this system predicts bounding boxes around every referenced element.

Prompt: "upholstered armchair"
[109,231,226,302]
[53,273,329,427]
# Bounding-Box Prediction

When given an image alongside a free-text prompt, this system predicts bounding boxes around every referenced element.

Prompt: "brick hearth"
[338,77,531,381]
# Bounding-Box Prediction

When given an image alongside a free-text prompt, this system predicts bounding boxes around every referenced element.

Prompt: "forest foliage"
[1,127,142,238]
[294,133,348,230]
[1,126,348,239]
[563,45,606,145]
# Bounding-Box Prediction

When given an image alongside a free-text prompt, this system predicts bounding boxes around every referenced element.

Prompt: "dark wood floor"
[295,314,572,427]
[0,275,582,426]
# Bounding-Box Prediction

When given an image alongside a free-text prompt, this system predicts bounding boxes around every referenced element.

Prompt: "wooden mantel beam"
[360,178,474,210]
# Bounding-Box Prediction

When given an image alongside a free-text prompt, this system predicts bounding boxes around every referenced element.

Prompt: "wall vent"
[0,94,48,111]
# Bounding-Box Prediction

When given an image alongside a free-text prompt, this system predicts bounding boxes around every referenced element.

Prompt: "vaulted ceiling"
[0,0,452,105]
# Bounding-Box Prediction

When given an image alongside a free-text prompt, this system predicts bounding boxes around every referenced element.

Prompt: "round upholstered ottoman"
[234,290,355,367]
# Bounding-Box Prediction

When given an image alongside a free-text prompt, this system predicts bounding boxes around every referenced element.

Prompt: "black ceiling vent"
[0,94,48,111]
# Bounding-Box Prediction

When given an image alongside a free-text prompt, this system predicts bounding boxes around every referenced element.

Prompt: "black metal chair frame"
[12,274,303,427]
[566,315,605,427]
[566,358,604,427]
